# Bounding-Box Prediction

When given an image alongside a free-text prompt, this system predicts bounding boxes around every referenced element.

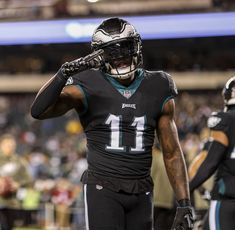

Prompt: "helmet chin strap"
[116,71,136,80]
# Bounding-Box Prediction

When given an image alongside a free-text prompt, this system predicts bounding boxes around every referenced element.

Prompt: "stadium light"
[87,0,100,2]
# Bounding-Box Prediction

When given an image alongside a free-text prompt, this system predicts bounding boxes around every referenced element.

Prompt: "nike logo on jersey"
[122,103,136,109]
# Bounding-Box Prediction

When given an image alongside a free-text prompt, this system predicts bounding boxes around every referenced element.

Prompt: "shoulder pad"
[65,69,95,86]
[145,70,178,96]
[166,72,178,95]
[158,71,178,96]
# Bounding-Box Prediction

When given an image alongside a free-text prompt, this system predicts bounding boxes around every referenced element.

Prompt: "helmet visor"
[102,39,138,68]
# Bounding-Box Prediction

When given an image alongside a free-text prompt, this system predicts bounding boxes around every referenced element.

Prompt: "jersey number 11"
[105,114,145,152]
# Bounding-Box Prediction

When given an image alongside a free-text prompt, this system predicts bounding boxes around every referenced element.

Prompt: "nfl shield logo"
[123,90,132,99]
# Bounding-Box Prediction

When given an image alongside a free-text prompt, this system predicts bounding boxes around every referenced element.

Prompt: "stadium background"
[0,0,234,230]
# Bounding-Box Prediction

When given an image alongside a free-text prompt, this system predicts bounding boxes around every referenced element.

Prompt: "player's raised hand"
[171,203,195,230]
[83,49,104,69]
[61,49,104,78]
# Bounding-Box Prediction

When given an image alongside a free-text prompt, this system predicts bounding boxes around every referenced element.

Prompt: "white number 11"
[105,114,145,152]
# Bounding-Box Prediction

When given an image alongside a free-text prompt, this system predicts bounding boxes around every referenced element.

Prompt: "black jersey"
[67,68,177,193]
[207,110,235,199]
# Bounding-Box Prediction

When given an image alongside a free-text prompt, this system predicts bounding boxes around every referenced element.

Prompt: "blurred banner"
[0,12,235,45]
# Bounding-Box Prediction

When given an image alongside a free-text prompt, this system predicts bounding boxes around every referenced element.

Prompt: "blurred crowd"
[1,36,235,75]
[0,94,88,229]
[0,0,235,22]
[0,90,223,229]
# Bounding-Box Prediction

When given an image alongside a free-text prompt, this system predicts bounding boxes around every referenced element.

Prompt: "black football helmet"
[91,17,143,79]
[222,76,235,107]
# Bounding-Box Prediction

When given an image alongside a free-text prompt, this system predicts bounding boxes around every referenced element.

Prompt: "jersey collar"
[103,68,144,99]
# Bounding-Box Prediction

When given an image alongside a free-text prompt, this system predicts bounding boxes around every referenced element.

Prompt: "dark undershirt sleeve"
[31,69,67,119]
[190,141,227,192]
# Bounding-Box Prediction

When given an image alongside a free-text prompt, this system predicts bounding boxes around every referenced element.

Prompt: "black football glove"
[171,204,195,230]
[61,49,104,78]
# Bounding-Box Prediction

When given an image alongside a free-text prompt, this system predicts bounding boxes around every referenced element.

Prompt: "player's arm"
[31,72,85,119]
[157,99,194,230]
[190,130,228,192]
[31,50,104,119]
[188,141,213,200]
[188,149,208,179]
[157,98,189,201]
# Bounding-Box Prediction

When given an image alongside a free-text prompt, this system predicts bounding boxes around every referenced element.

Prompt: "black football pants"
[83,184,153,230]
[206,200,235,230]
[0,208,18,230]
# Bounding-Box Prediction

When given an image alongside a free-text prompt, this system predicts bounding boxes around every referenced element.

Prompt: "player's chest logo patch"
[207,116,221,128]
[122,90,132,99]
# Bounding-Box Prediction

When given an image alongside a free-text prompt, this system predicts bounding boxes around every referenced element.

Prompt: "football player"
[31,17,194,230]
[190,76,235,230]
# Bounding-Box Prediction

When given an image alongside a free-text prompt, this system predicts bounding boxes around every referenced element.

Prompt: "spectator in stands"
[53,0,71,18]
[151,144,176,230]
[20,181,41,226]
[0,134,32,230]
[51,177,74,229]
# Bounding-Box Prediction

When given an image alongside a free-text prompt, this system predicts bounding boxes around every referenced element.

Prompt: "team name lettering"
[122,103,136,109]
